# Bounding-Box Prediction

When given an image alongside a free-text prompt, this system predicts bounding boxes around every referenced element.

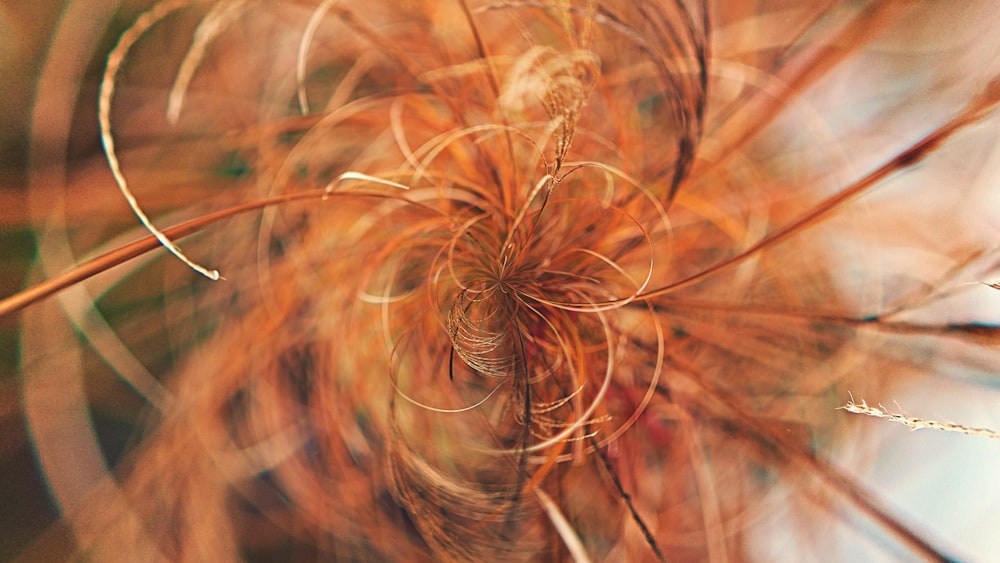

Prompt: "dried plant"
[841,393,1000,440]
[8,1,1000,561]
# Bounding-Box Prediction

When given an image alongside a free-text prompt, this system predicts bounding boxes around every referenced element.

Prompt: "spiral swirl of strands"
[16,0,1000,562]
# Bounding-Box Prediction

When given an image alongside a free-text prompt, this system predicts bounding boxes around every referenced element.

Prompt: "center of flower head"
[418,169,662,456]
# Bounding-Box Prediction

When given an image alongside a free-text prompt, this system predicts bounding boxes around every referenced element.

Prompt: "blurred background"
[2,2,175,558]
[3,1,1000,561]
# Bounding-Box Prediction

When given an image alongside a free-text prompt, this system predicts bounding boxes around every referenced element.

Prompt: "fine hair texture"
[13,1,1000,561]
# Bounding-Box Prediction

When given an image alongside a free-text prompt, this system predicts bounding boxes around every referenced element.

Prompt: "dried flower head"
[9,1,1000,561]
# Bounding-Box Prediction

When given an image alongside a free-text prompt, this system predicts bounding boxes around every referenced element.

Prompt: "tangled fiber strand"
[11,0,1000,561]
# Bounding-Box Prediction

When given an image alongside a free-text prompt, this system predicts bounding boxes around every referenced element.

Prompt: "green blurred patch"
[214,150,252,180]
[0,228,37,380]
